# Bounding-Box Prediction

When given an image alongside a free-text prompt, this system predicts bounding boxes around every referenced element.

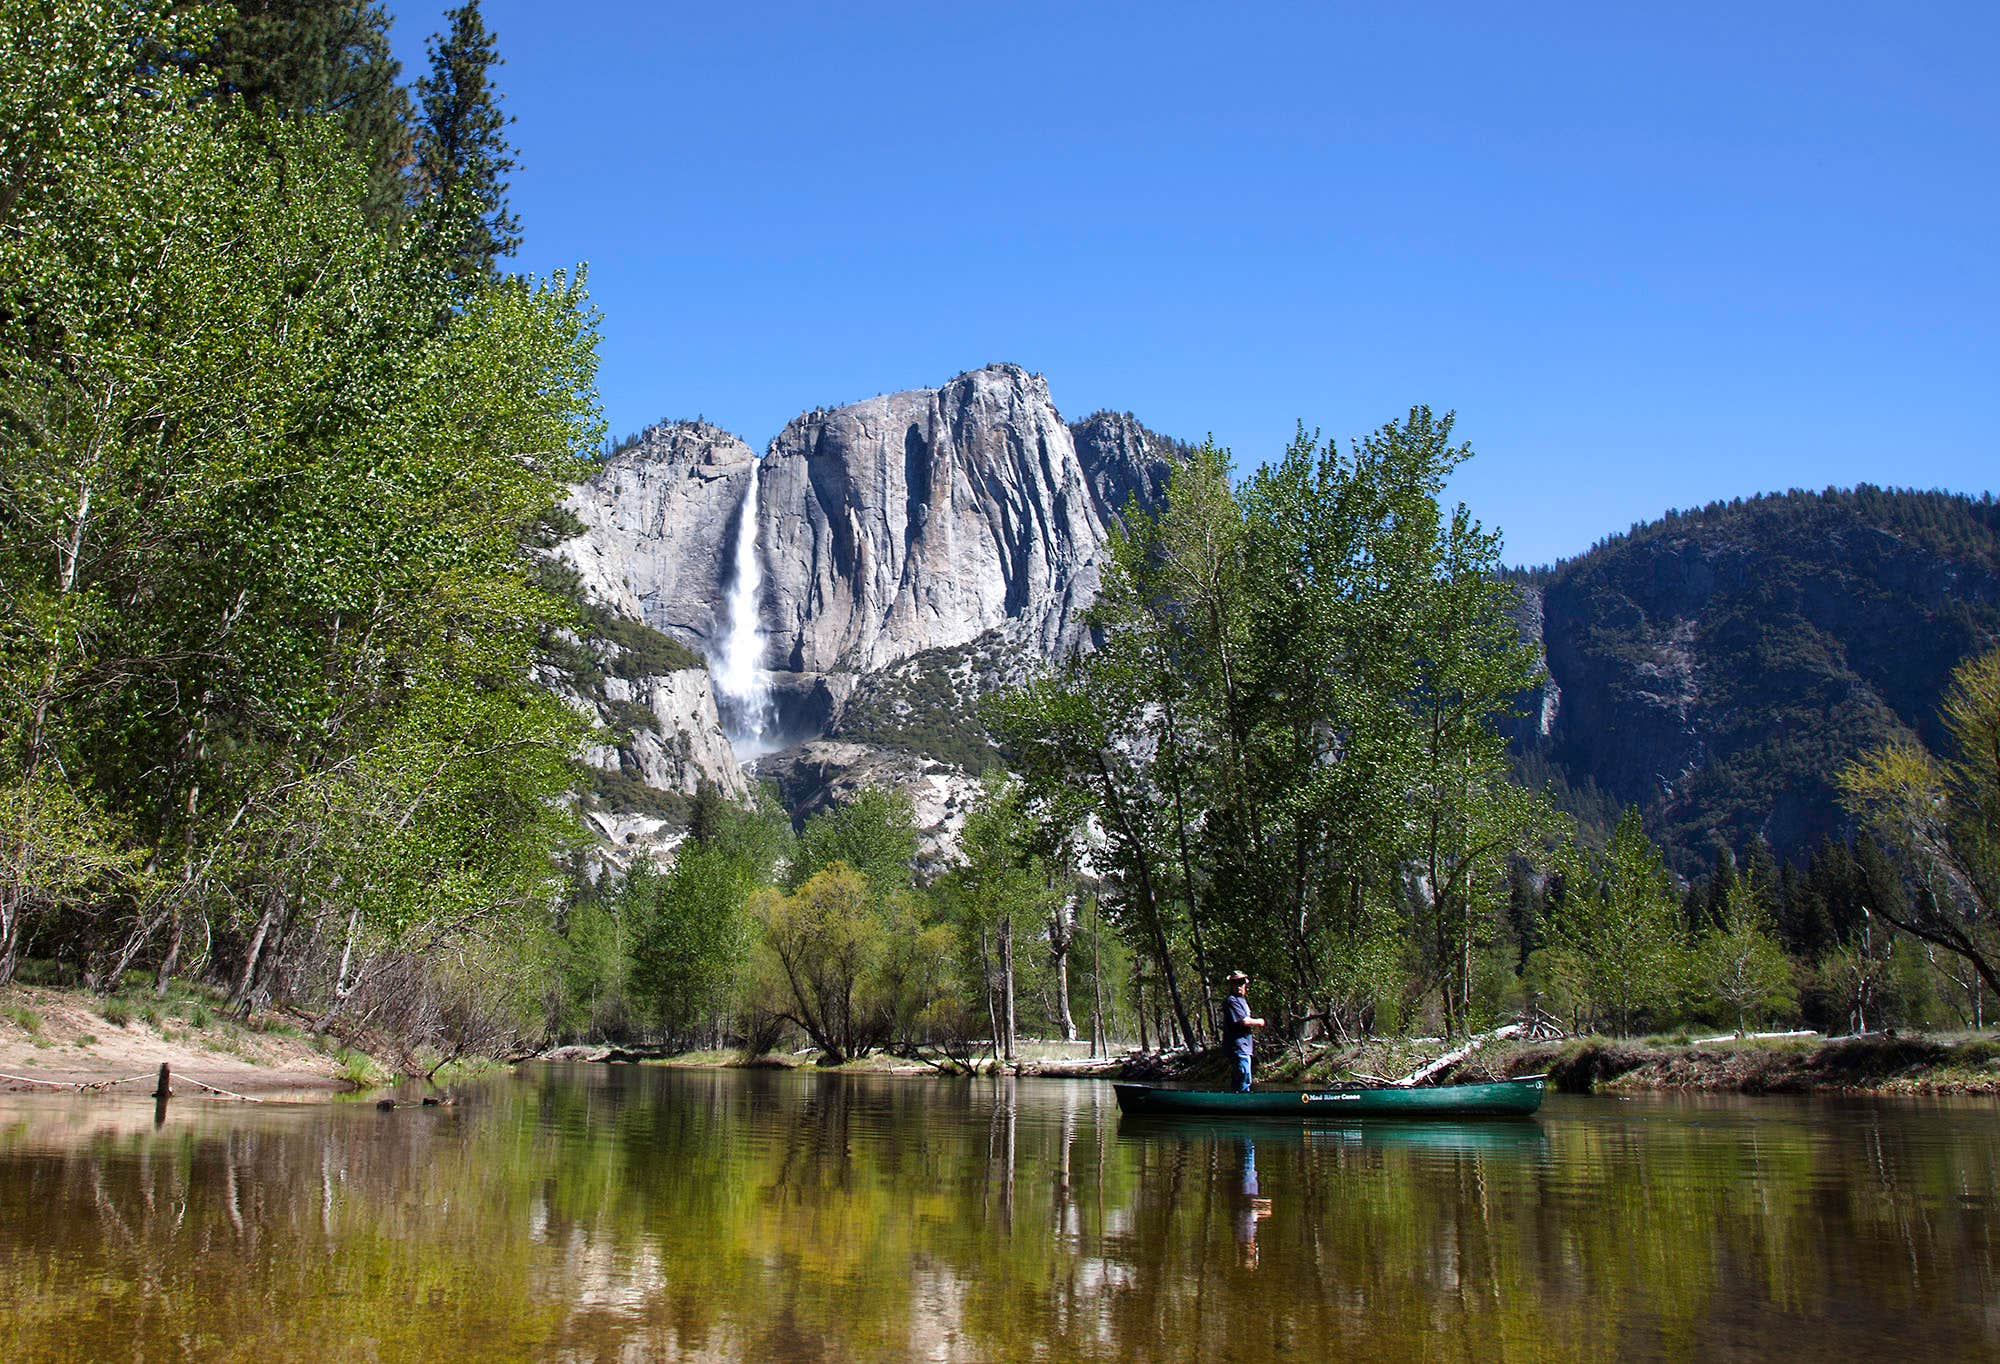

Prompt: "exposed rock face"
[1069,410,1185,523]
[562,422,756,655]
[756,364,1129,674]
[1514,490,2000,870]
[557,366,1183,836]
[584,670,749,801]
[565,368,1171,685]
[757,740,986,876]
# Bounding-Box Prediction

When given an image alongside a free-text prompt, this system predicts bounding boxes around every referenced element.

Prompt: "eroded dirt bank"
[0,983,368,1097]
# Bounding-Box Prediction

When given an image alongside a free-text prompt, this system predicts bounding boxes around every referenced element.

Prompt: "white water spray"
[714,459,772,755]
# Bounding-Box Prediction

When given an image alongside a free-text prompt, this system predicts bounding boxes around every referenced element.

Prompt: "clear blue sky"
[389,2,1994,567]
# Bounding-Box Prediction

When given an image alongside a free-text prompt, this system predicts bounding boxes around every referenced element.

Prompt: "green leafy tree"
[754,863,891,1065]
[1692,874,1798,1035]
[1840,647,2000,1004]
[933,774,1059,1061]
[1537,814,1681,1035]
[0,2,601,1028]
[994,410,1550,1045]
[624,847,758,1045]
[788,787,917,892]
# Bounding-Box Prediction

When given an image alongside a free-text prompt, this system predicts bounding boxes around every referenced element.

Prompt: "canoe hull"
[1112,1075,1547,1119]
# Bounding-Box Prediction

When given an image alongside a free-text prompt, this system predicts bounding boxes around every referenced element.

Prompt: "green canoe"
[1117,1113,1550,1155]
[1112,1075,1547,1119]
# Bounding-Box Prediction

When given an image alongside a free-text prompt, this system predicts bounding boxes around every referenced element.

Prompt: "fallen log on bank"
[1393,1024,1524,1087]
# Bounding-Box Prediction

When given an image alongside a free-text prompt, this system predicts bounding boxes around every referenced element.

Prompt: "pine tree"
[412,0,520,283]
[193,0,412,223]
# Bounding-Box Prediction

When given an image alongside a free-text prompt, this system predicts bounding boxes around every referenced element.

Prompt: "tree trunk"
[1095,756,1196,1047]
[981,927,1001,1066]
[154,909,184,997]
[1050,895,1076,1043]
[1135,970,1151,1053]
[1053,940,1075,1044]
[1089,909,1105,1058]
[0,885,20,986]
[1159,691,1213,1047]
[230,903,279,1013]
[1000,912,1017,1062]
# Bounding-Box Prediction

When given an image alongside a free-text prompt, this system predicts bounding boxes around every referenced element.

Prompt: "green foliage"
[931,774,1061,1058]
[591,609,706,677]
[188,0,413,223]
[1532,813,1682,1036]
[586,769,692,823]
[0,2,601,1037]
[753,864,892,1064]
[832,640,1007,772]
[624,847,759,1044]
[603,699,661,738]
[550,888,624,1038]
[332,1046,390,1087]
[1840,646,2000,1008]
[1691,874,1798,1034]
[788,788,918,892]
[993,412,1552,1041]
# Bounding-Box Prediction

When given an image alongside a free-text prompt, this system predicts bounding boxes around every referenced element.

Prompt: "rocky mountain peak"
[563,423,756,647]
[559,365,1188,842]
[756,363,1117,674]
[1070,410,1188,523]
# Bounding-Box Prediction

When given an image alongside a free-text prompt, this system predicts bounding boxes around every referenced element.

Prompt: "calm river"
[2,1065,1995,1361]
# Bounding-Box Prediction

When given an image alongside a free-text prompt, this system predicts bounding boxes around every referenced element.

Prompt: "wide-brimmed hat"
[1224,970,1249,986]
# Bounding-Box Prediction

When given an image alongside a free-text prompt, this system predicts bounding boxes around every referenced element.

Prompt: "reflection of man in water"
[1234,1139,1273,1268]
[1223,971,1266,1092]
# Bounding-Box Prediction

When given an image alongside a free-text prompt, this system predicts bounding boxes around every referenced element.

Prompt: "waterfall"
[713,459,772,755]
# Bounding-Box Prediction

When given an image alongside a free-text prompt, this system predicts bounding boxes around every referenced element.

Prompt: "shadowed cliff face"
[1515,490,2000,871]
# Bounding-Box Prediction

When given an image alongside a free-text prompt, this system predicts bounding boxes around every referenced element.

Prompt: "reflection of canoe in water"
[1113,1075,1547,1119]
[1116,1112,1549,1154]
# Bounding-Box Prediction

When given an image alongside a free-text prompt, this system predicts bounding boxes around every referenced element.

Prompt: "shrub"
[99,999,135,1027]
[332,1049,389,1088]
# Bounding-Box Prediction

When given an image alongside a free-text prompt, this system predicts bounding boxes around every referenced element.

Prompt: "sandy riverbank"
[0,983,370,1098]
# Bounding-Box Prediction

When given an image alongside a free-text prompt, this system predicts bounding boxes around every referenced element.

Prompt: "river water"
[2,1065,1995,1362]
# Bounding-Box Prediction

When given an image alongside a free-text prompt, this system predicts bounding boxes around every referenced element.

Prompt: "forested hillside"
[1512,487,2000,872]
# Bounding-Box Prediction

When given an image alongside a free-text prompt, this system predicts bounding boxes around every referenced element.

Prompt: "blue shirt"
[1225,995,1254,1058]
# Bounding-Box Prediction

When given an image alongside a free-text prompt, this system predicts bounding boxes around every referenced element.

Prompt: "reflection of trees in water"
[2,1082,1999,1361]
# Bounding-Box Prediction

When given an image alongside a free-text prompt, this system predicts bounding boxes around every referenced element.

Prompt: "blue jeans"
[1234,1054,1253,1092]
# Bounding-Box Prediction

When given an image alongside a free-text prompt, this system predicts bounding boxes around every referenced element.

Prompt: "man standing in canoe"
[1223,970,1266,1091]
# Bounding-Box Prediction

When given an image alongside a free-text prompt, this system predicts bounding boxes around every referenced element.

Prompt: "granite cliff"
[1511,487,2000,871]
[562,368,1999,878]
[558,365,1183,845]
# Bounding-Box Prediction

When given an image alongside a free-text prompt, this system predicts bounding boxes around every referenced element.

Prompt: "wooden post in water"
[152,1063,171,1099]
